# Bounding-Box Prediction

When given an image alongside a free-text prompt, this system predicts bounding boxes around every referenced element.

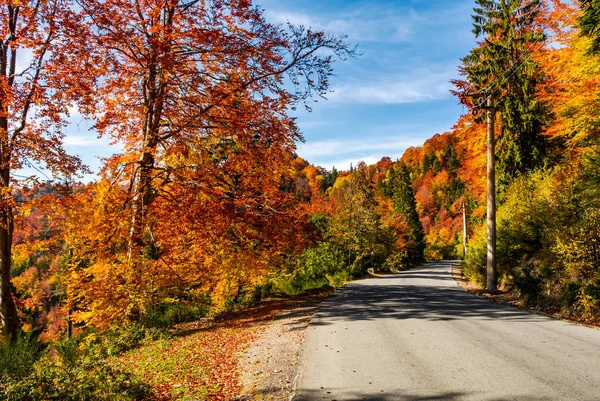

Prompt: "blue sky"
[58,0,478,179]
[261,0,478,170]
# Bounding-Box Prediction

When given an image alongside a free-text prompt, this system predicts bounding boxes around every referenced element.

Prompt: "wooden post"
[462,201,468,259]
[67,309,72,339]
[486,95,497,292]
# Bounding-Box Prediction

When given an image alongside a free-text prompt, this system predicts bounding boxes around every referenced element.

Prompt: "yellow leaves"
[534,4,600,149]
[79,332,99,348]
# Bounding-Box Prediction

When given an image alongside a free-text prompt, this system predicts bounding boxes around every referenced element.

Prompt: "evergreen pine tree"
[392,163,425,266]
[579,0,600,55]
[459,0,548,191]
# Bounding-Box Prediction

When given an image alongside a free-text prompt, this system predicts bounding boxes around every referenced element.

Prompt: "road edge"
[451,261,600,331]
[288,286,350,401]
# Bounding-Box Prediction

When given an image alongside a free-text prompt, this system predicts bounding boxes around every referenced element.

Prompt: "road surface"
[293,261,600,401]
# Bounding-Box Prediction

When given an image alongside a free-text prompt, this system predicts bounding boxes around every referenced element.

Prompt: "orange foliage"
[536,1,600,150]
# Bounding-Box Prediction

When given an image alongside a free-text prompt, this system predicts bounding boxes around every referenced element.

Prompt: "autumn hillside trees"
[272,160,426,295]
[457,1,600,317]
[5,0,600,340]
[390,163,425,266]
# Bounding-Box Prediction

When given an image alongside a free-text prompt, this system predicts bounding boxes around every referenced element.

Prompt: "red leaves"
[114,299,300,400]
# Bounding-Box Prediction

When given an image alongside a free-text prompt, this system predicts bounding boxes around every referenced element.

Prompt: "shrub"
[272,242,348,295]
[141,301,210,329]
[382,250,409,272]
[579,281,600,316]
[0,331,44,382]
[300,242,347,281]
[2,355,151,401]
[515,265,542,305]
[463,171,551,287]
[1,330,154,401]
[561,282,582,311]
[326,270,352,288]
[463,162,600,319]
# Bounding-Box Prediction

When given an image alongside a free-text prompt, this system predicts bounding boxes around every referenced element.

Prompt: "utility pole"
[486,95,497,292]
[460,92,497,291]
[462,201,467,259]
[348,163,353,268]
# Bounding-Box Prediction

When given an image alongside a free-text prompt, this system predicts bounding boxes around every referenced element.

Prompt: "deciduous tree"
[66,0,356,325]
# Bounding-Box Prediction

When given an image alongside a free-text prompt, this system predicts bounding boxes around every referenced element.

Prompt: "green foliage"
[461,0,548,191]
[141,300,210,329]
[82,324,166,359]
[426,239,460,262]
[0,328,156,400]
[391,163,426,266]
[301,242,347,281]
[382,250,410,272]
[515,265,543,305]
[579,281,600,316]
[464,171,549,284]
[552,207,600,283]
[320,167,339,193]
[464,162,600,317]
[2,354,151,401]
[274,242,347,295]
[310,212,329,237]
[326,270,352,288]
[579,0,600,55]
[0,331,44,382]
[329,164,398,273]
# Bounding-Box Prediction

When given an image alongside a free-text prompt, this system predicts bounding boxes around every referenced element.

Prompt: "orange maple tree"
[62,0,356,327]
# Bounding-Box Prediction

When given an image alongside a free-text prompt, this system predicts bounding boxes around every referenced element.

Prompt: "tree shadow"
[310,262,545,326]
[173,289,332,337]
[293,388,553,401]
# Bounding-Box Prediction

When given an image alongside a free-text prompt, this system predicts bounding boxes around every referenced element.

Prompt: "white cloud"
[297,138,419,159]
[328,68,455,105]
[296,136,426,170]
[63,135,101,147]
[264,6,415,43]
[266,10,314,27]
[325,155,383,171]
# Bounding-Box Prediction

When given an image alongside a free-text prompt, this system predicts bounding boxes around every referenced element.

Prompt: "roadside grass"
[114,321,260,400]
[113,289,333,400]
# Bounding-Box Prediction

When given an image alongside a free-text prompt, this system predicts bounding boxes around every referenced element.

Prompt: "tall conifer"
[392,163,425,266]
[458,0,548,191]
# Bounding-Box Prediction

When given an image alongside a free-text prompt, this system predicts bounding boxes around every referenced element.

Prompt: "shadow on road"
[311,261,545,326]
[294,388,553,401]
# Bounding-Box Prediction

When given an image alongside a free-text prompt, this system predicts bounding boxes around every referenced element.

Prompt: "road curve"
[293,261,600,401]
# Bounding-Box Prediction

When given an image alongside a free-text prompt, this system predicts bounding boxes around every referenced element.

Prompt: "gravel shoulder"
[236,290,331,401]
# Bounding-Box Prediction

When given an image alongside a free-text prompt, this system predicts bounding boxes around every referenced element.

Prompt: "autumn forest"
[1,0,600,399]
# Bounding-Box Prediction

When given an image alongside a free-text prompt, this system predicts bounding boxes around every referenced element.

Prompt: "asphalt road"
[293,261,600,401]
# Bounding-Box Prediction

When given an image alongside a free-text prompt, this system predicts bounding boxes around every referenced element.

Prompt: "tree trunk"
[0,117,19,339]
[128,149,156,257]
[0,220,19,340]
